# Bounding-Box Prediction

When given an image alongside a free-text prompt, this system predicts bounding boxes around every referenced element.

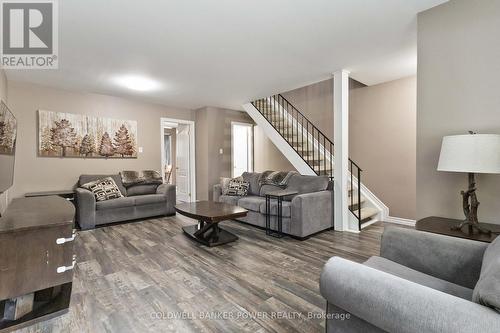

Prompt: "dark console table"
[0,196,76,332]
[416,216,500,243]
[265,190,298,238]
[25,190,75,202]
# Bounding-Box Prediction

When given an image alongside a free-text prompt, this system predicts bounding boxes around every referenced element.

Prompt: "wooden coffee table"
[175,201,248,247]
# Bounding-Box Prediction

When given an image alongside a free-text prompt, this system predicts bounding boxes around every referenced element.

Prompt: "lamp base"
[451,220,492,235]
[453,172,492,235]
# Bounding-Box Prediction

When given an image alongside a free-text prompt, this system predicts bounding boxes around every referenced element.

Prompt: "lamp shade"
[437,134,500,174]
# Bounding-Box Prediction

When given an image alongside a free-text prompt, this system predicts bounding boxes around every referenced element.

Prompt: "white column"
[333,70,350,231]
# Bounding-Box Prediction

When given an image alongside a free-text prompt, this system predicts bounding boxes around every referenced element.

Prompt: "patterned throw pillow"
[81,177,124,202]
[220,176,243,195]
[225,179,250,196]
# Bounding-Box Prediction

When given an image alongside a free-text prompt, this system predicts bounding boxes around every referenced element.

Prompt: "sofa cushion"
[237,196,265,212]
[96,196,135,210]
[473,236,500,312]
[134,194,165,206]
[127,184,158,196]
[241,172,262,196]
[365,256,473,300]
[81,177,124,202]
[286,174,329,195]
[79,174,127,196]
[219,195,242,206]
[259,200,291,218]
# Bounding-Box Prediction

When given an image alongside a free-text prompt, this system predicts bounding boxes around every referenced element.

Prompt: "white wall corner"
[333,70,350,231]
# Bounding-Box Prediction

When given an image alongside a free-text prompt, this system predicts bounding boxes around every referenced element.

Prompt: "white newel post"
[333,70,350,231]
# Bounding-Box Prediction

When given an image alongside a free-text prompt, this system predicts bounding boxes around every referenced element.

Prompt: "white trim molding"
[385,216,416,227]
[160,117,197,202]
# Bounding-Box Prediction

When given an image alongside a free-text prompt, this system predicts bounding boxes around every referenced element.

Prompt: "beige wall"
[0,70,8,214]
[195,106,254,201]
[350,76,416,220]
[282,79,334,139]
[254,125,296,173]
[7,81,193,199]
[417,0,500,224]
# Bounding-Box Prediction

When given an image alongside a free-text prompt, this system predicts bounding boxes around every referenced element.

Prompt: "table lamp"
[437,132,500,234]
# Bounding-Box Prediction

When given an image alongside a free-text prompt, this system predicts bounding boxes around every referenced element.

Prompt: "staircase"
[244,94,384,231]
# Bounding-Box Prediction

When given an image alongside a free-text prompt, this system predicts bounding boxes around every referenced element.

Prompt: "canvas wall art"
[0,101,17,155]
[38,110,138,158]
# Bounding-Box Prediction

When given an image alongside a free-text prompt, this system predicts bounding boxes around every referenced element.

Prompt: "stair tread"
[359,207,379,220]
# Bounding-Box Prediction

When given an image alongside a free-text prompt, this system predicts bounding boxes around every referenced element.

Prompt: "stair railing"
[252,94,364,229]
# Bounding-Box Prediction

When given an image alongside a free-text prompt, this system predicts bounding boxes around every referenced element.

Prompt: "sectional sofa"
[213,172,333,239]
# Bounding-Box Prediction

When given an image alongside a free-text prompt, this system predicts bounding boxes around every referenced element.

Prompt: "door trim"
[160,117,196,202]
[231,121,254,178]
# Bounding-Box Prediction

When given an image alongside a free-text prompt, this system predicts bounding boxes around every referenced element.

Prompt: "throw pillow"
[225,179,250,196]
[81,177,124,202]
[141,170,163,185]
[259,170,297,187]
[120,170,163,187]
[220,176,242,195]
[120,171,144,187]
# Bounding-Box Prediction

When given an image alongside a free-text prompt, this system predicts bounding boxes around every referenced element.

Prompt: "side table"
[25,190,75,203]
[416,216,500,243]
[265,190,298,238]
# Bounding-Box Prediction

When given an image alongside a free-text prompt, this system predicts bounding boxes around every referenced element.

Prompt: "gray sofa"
[320,227,500,333]
[76,174,176,230]
[213,172,333,239]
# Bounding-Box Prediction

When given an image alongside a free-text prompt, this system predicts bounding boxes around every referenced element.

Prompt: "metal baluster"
[301,115,304,156]
[358,167,362,230]
[323,136,326,177]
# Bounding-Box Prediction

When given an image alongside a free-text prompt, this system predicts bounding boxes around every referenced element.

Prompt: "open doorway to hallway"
[160,118,196,202]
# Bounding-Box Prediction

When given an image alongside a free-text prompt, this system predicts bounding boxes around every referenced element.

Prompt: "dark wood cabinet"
[0,196,75,332]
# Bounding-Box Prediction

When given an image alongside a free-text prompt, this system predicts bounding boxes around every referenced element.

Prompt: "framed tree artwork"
[0,101,17,155]
[38,110,138,158]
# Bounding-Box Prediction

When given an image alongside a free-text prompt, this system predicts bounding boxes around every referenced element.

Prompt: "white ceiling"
[6,0,447,110]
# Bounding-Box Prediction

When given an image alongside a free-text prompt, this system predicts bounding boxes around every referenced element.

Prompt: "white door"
[176,124,191,202]
[232,122,253,178]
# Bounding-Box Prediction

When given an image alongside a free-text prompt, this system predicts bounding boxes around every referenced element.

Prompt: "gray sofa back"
[241,171,330,197]
[286,174,329,194]
[242,172,262,195]
[473,236,500,311]
[79,174,127,197]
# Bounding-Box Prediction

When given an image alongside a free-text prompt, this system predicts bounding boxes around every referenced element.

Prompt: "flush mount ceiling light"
[113,75,162,92]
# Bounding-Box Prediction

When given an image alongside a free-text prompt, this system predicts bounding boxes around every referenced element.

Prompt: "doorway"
[231,122,254,178]
[160,118,196,202]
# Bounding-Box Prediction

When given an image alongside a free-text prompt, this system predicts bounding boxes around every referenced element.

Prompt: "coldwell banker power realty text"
[1,0,58,69]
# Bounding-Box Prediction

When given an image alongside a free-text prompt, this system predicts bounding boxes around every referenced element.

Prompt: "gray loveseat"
[76,174,176,230]
[213,172,333,239]
[320,227,500,333]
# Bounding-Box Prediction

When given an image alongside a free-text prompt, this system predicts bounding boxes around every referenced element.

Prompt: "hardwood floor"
[15,216,405,333]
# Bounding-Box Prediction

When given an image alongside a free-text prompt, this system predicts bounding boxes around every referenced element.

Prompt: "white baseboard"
[385,216,416,227]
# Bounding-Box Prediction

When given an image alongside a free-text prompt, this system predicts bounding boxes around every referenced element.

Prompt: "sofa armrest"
[291,190,333,237]
[213,184,222,202]
[75,188,96,230]
[157,184,176,215]
[320,257,500,333]
[381,227,487,289]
